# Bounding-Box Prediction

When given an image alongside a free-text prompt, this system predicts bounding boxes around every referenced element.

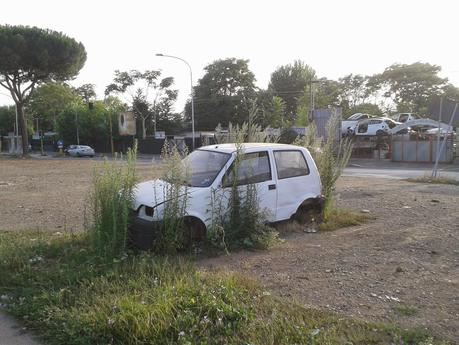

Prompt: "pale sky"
[1,0,459,112]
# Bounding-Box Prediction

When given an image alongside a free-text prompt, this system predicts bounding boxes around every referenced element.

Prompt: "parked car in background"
[393,113,419,123]
[341,113,375,135]
[66,145,95,157]
[129,143,323,249]
[64,145,77,155]
[354,117,401,136]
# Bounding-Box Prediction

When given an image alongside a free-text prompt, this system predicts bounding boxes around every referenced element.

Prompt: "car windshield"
[182,149,230,187]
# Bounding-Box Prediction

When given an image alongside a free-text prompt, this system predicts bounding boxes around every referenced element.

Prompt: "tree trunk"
[141,117,146,139]
[17,102,29,155]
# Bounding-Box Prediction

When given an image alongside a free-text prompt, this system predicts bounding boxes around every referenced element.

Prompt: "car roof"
[198,143,305,154]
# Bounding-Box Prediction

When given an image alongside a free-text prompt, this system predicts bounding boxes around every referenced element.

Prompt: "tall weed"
[215,103,279,144]
[89,146,137,257]
[153,141,189,254]
[295,111,353,218]
[207,141,278,250]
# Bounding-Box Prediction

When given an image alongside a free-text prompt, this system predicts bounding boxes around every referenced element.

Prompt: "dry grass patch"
[406,176,459,186]
[319,208,373,231]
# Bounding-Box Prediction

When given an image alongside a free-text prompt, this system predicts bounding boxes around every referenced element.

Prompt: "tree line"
[1,25,458,155]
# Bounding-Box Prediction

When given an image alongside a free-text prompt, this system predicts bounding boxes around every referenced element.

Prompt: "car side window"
[274,150,309,179]
[222,151,271,187]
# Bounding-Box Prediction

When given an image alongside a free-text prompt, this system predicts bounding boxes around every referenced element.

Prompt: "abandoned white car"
[354,117,401,136]
[341,113,375,136]
[129,143,323,249]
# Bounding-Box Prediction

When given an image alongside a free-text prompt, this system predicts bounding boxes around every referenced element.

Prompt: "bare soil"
[1,157,458,341]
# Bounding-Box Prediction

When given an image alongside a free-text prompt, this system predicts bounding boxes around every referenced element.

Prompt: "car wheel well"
[183,216,207,245]
[292,198,323,223]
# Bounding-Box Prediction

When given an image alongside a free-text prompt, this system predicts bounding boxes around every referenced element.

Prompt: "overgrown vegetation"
[295,111,353,218]
[88,146,137,257]
[153,141,190,254]
[394,304,419,317]
[0,230,450,345]
[215,101,279,144]
[406,176,459,186]
[209,122,280,251]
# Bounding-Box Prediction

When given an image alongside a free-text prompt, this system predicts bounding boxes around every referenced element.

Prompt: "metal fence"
[391,136,455,163]
[311,108,342,140]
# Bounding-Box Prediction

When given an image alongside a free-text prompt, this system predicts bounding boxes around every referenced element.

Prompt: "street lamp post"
[155,53,195,150]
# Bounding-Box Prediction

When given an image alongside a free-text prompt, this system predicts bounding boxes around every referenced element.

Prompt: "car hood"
[132,179,201,210]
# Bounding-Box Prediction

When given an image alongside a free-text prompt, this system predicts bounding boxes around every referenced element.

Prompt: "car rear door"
[273,149,312,221]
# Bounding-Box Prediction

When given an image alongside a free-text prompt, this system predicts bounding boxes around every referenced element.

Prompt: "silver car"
[66,145,95,157]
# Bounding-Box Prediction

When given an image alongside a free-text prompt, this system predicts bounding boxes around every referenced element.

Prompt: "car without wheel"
[341,113,375,136]
[129,143,323,249]
[354,117,401,136]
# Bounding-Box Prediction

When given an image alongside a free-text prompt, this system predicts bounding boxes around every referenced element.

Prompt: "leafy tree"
[261,95,287,128]
[369,62,448,114]
[106,70,177,138]
[104,96,126,136]
[441,83,459,101]
[296,78,341,122]
[57,101,109,147]
[0,105,15,136]
[338,74,372,112]
[76,83,97,103]
[27,82,81,132]
[268,60,316,121]
[131,90,151,138]
[350,103,383,117]
[185,58,257,130]
[0,25,86,154]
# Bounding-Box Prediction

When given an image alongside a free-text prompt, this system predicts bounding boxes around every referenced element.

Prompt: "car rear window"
[274,150,309,179]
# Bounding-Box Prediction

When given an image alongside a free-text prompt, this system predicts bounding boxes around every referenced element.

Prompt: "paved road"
[0,312,41,345]
[6,152,459,180]
[344,162,459,180]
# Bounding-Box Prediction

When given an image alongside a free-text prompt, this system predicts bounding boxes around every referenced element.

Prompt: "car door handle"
[268,184,276,190]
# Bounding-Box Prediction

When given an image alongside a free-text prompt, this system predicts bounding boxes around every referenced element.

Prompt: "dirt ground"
[1,157,458,342]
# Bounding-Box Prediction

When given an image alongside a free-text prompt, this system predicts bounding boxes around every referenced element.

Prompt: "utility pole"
[14,103,19,154]
[309,78,318,121]
[75,109,80,145]
[108,111,114,155]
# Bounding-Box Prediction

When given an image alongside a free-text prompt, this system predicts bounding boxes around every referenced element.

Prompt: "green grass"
[0,230,449,345]
[394,304,419,317]
[406,176,459,186]
[319,208,373,231]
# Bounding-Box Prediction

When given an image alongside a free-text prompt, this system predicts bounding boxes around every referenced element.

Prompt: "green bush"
[88,146,137,257]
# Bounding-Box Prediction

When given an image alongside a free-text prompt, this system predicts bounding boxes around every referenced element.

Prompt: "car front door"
[220,150,277,222]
